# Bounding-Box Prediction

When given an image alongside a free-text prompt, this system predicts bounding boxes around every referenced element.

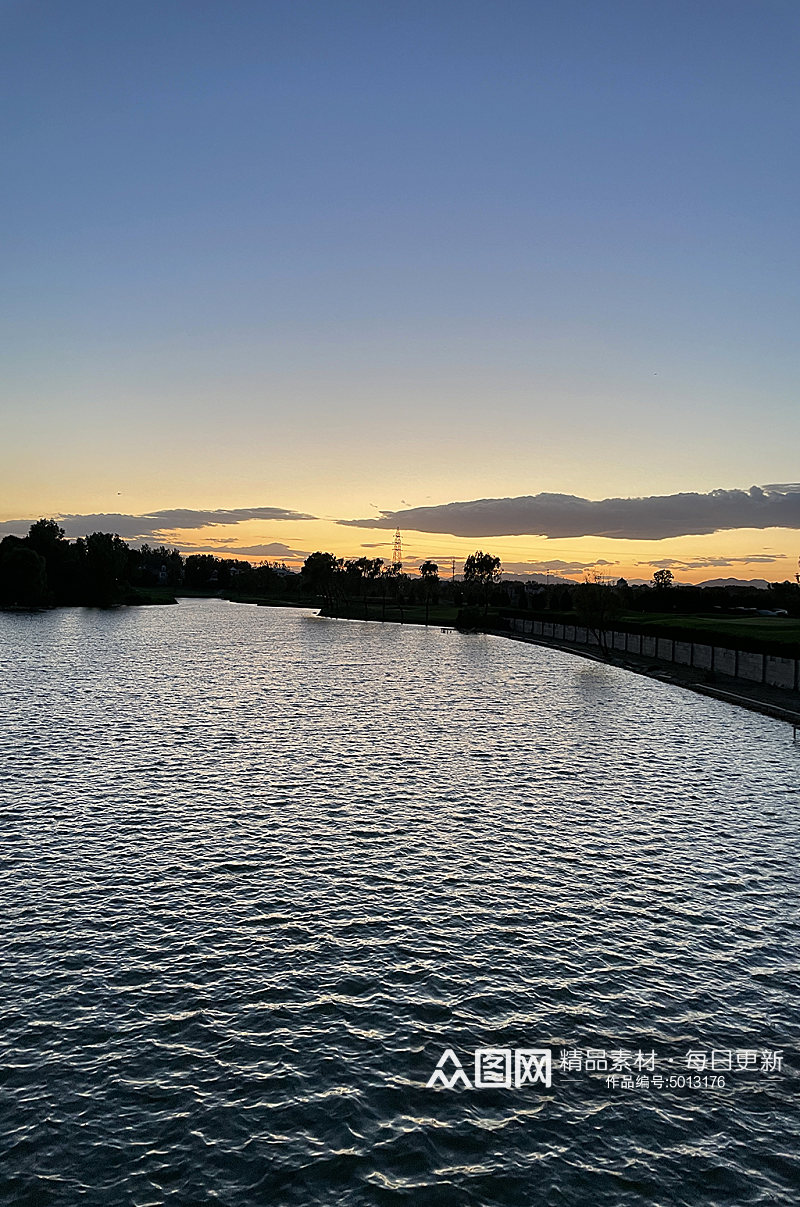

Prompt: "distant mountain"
[695,577,770,589]
[520,573,575,585]
[501,572,576,585]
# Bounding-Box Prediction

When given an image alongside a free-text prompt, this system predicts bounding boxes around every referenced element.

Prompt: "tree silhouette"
[575,574,622,659]
[301,552,343,613]
[81,532,129,606]
[131,544,184,588]
[463,551,502,617]
[364,557,383,616]
[419,560,439,625]
[380,562,402,621]
[185,554,220,589]
[27,518,65,556]
[343,556,384,618]
[0,539,48,607]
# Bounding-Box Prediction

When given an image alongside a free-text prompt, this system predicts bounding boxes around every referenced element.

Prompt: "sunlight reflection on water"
[1,599,798,1206]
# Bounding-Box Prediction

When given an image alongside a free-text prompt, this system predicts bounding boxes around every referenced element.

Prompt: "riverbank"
[499,628,800,730]
[221,594,800,727]
[26,586,795,728]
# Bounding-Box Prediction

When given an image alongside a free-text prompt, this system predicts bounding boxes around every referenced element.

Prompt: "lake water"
[1,598,798,1206]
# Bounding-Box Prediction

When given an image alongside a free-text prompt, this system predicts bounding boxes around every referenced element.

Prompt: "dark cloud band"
[0,506,316,542]
[338,486,800,541]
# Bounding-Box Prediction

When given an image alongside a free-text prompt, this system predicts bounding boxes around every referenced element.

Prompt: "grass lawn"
[323,601,461,626]
[627,613,800,650]
[135,590,800,654]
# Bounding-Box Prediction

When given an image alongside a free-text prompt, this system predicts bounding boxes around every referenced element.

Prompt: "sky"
[2,0,799,583]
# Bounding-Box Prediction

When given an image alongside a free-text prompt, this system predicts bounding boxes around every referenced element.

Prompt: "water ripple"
[0,601,798,1205]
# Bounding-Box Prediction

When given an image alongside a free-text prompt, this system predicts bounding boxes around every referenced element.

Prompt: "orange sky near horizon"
[139,518,798,586]
[3,5,800,590]
[2,483,798,585]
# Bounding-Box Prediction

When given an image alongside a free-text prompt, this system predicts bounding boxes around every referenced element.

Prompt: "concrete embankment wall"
[507,618,800,693]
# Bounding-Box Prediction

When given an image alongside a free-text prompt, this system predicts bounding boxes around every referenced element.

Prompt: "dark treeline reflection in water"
[0,599,798,1206]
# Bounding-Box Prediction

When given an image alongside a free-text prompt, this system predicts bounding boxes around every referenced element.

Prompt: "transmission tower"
[391,528,403,568]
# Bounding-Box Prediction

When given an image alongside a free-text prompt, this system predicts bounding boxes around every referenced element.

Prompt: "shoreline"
[240,597,800,730]
[497,628,800,731]
[6,593,796,730]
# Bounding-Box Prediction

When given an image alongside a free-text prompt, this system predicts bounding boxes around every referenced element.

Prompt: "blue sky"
[2,0,799,579]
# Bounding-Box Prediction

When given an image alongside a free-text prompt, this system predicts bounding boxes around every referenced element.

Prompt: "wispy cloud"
[637,554,788,571]
[0,506,316,542]
[338,486,800,541]
[501,558,618,577]
[179,542,311,560]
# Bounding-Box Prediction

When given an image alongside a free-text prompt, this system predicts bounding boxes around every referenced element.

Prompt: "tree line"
[2,519,797,623]
[0,519,284,608]
[299,550,502,625]
[0,520,507,618]
[0,520,503,614]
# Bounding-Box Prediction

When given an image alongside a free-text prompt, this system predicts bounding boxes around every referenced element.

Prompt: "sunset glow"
[2,2,798,584]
